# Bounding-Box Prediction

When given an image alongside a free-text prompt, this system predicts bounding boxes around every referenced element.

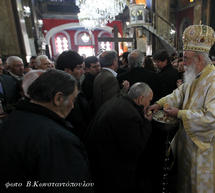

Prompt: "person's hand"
[163,107,179,117]
[122,80,130,91]
[144,110,153,121]
[147,103,161,114]
[177,79,183,87]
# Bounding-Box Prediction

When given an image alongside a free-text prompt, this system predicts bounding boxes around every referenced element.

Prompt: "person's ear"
[53,92,64,106]
[113,58,118,65]
[140,95,145,104]
[136,95,143,105]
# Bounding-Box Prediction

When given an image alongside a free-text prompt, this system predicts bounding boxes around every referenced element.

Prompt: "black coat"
[0,100,93,193]
[66,92,92,140]
[84,96,151,193]
[0,74,21,112]
[117,67,159,102]
[81,73,95,102]
[145,64,179,192]
[156,64,179,99]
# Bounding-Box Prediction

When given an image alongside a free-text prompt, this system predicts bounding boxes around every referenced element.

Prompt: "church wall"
[43,18,79,32]
[0,0,21,56]
[156,0,170,34]
[193,0,202,25]
[43,18,122,57]
[154,0,171,50]
[176,8,194,32]
[176,7,193,48]
[106,21,123,36]
[176,0,192,9]
[93,30,102,54]
[205,0,211,25]
[65,30,76,50]
[175,0,206,50]
[176,0,203,27]
[209,0,215,29]
[48,27,113,57]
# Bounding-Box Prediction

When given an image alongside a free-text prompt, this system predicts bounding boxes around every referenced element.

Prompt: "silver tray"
[152,110,178,124]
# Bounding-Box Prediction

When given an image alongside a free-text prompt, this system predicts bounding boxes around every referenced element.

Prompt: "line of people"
[0,49,180,193]
[0,48,181,193]
[0,24,214,193]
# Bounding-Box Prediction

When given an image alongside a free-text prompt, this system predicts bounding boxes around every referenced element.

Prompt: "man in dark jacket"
[6,56,24,81]
[117,51,130,74]
[3,56,24,110]
[153,49,179,99]
[0,73,20,113]
[117,50,159,102]
[0,70,93,193]
[85,82,153,193]
[81,56,101,102]
[56,50,90,139]
[93,51,120,112]
[151,50,179,192]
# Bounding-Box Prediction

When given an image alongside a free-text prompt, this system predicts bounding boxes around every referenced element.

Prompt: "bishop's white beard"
[183,63,197,84]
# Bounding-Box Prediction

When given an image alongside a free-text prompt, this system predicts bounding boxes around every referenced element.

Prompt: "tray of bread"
[152,110,177,124]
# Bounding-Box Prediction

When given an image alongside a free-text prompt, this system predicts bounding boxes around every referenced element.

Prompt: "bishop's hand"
[163,107,179,117]
[147,103,162,114]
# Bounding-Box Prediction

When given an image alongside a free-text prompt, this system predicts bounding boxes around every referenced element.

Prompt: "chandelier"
[76,0,127,30]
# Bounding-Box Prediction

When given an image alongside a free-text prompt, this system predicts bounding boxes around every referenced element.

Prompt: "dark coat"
[117,67,159,102]
[84,95,151,193]
[0,74,21,112]
[93,69,120,112]
[156,64,179,99]
[81,73,95,102]
[66,92,92,140]
[147,64,179,192]
[0,100,93,193]
[117,66,129,75]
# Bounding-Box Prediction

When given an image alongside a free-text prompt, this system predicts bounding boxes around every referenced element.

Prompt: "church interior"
[0,0,214,63]
[1,1,215,193]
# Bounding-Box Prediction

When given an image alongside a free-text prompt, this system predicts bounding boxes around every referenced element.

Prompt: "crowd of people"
[0,24,215,193]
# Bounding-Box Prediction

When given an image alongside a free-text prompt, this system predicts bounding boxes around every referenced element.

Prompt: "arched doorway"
[44,22,113,58]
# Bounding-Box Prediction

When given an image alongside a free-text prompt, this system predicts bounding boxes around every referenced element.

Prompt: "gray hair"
[6,56,23,67]
[199,52,212,65]
[128,50,145,68]
[99,51,118,67]
[35,55,49,67]
[22,69,45,97]
[128,82,152,100]
[28,69,77,102]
